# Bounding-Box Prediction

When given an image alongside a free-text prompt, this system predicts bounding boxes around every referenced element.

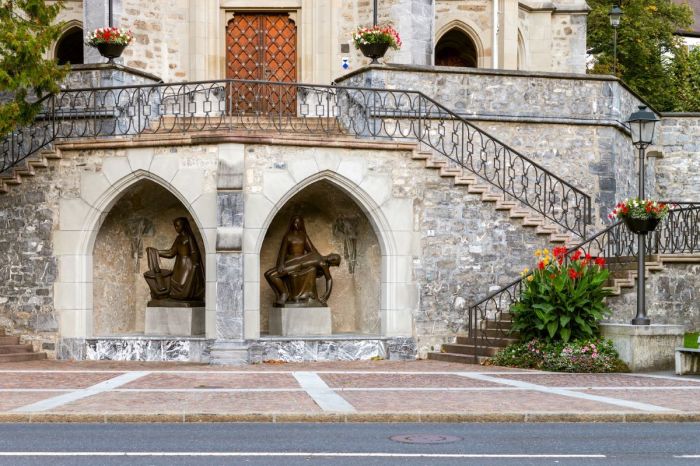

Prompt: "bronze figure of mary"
[144,217,205,306]
[264,215,341,307]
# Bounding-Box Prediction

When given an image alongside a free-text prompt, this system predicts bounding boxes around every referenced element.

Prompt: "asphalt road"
[0,423,699,465]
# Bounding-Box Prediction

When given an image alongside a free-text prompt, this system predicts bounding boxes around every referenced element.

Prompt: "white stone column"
[389,0,434,66]
[210,144,249,364]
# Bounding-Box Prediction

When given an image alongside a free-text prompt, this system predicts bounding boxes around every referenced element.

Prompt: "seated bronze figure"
[144,217,205,307]
[264,216,341,307]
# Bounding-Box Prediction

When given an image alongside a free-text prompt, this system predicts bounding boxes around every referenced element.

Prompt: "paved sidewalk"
[1,360,700,423]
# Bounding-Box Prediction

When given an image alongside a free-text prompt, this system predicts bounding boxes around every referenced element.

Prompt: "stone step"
[0,352,47,363]
[0,336,20,346]
[426,352,478,364]
[455,336,517,347]
[480,328,517,339]
[0,344,33,354]
[442,343,500,357]
[0,328,4,336]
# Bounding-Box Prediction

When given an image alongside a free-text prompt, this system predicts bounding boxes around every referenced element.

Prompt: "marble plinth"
[83,336,212,362]
[269,307,332,336]
[145,307,205,336]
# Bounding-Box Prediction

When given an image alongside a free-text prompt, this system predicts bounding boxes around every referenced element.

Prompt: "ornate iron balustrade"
[467,203,700,351]
[1,79,592,236]
[0,94,56,174]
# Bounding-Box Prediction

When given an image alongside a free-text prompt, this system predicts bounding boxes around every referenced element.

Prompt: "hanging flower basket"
[609,198,669,235]
[622,216,660,235]
[352,25,401,65]
[358,42,391,62]
[86,27,133,63]
[96,42,126,61]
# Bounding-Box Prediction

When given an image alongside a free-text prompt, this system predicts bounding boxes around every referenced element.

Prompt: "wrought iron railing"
[466,203,700,351]
[0,94,56,174]
[0,79,592,236]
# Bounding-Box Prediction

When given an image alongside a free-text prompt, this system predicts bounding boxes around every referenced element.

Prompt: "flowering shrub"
[511,246,611,343]
[352,25,402,50]
[490,338,629,373]
[85,27,133,47]
[608,198,669,221]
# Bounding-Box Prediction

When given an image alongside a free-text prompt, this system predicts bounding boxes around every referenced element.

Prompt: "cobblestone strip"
[11,372,150,413]
[457,373,677,413]
[292,372,356,413]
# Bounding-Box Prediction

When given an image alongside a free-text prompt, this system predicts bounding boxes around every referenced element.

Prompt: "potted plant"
[85,27,133,63]
[608,198,669,234]
[352,25,401,64]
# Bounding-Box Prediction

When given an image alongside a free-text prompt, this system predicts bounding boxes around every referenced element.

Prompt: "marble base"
[75,337,212,362]
[601,323,685,371]
[145,307,205,336]
[250,336,417,363]
[269,307,332,336]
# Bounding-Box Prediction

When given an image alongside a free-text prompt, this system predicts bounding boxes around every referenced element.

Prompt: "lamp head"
[627,105,659,149]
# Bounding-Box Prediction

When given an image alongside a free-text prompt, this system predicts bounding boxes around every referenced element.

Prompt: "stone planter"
[358,42,391,64]
[622,216,660,235]
[96,43,126,63]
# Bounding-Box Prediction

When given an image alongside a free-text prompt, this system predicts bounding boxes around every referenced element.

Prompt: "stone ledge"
[2,411,700,423]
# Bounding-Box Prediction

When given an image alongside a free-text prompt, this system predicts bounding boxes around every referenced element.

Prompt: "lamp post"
[373,0,378,26]
[609,4,623,75]
[627,105,659,325]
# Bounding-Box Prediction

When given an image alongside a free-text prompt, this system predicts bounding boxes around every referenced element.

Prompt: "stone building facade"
[2,0,699,363]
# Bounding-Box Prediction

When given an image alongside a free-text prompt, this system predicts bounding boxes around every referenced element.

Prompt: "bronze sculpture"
[264,215,341,307]
[143,217,205,307]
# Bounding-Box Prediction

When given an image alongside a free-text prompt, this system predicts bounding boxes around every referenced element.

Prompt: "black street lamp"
[627,105,659,325]
[373,0,378,26]
[609,4,623,75]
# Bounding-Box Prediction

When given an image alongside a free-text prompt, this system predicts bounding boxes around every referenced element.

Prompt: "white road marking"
[0,452,607,458]
[292,371,356,413]
[11,371,150,413]
[458,372,677,412]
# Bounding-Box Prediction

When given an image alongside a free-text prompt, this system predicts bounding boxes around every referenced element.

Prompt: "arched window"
[55,27,84,65]
[435,28,478,68]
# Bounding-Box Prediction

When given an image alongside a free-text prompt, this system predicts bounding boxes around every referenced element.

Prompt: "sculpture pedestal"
[145,307,205,336]
[269,307,332,337]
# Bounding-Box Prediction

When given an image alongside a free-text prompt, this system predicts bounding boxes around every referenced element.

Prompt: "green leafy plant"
[0,0,67,136]
[490,338,629,373]
[511,246,612,343]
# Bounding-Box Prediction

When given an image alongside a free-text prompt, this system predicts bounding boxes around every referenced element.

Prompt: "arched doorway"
[258,180,381,336]
[55,26,84,65]
[435,28,478,68]
[92,180,205,336]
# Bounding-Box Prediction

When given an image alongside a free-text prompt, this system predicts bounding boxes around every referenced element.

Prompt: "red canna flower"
[538,261,545,270]
[568,268,578,279]
[595,257,606,267]
[571,250,582,261]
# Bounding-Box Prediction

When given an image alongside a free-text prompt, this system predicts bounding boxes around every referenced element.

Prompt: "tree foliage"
[0,0,66,135]
[587,0,696,111]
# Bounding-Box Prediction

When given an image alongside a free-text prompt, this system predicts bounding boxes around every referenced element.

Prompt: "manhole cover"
[389,434,462,444]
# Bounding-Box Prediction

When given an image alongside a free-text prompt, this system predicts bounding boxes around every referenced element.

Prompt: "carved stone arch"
[52,20,84,65]
[243,168,416,340]
[55,159,217,342]
[517,29,527,70]
[434,19,486,68]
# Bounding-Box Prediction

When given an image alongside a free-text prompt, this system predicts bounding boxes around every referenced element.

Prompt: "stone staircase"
[0,148,62,195]
[413,150,576,245]
[604,254,700,295]
[0,328,47,363]
[426,312,518,364]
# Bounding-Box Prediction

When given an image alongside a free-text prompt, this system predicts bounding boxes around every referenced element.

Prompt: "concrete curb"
[1,412,700,423]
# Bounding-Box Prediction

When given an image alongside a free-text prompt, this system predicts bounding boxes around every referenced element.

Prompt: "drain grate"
[389,434,463,444]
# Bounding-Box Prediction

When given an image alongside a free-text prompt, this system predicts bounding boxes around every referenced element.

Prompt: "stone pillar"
[209,144,249,364]
[83,0,124,65]
[389,0,434,65]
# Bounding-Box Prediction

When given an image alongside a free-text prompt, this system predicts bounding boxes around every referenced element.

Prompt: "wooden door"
[226,13,297,114]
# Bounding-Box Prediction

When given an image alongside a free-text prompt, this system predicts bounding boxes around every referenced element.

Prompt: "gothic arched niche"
[259,180,381,335]
[92,180,205,336]
[55,26,84,65]
[435,28,478,68]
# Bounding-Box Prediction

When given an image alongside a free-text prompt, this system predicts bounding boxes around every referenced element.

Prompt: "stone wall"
[337,66,651,227]
[656,114,700,202]
[606,262,700,330]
